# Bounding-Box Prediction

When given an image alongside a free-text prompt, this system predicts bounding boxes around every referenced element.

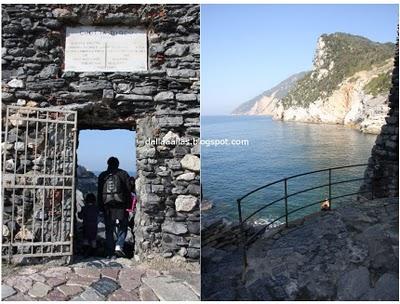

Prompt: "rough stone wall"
[2,4,200,261]
[361,36,398,198]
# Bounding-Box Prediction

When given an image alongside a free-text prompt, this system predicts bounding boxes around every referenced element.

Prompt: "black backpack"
[103,171,125,206]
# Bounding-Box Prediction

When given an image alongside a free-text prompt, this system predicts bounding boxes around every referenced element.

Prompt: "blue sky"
[201,4,399,115]
[78,130,136,173]
[78,4,398,170]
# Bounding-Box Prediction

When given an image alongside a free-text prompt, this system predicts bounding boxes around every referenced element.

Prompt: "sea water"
[201,115,377,224]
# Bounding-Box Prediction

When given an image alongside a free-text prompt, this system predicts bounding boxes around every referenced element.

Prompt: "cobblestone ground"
[1,256,200,301]
[202,197,399,300]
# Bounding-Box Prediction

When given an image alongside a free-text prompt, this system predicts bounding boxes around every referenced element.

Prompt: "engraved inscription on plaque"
[65,26,147,72]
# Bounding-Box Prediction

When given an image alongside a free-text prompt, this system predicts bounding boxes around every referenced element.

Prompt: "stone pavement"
[202,197,399,300]
[2,257,200,301]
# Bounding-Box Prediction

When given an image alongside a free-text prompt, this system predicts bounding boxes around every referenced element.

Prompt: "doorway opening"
[76,129,136,259]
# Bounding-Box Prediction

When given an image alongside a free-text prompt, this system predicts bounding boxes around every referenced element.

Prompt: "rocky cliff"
[232,33,396,134]
[231,72,306,116]
[76,165,98,196]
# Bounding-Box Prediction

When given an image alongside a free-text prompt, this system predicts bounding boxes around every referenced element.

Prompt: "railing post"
[328,169,332,210]
[237,199,243,228]
[284,178,288,227]
[237,199,248,279]
[371,177,375,200]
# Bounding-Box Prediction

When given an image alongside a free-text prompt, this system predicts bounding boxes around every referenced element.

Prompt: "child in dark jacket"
[82,193,99,256]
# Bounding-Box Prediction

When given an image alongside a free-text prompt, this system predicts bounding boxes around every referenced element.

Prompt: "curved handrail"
[236,164,372,252]
[242,176,367,224]
[238,163,368,202]
[234,163,392,280]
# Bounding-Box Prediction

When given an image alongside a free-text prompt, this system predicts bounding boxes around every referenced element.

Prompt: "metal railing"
[236,163,372,270]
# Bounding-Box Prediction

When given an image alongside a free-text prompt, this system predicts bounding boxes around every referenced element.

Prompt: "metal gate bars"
[2,106,77,260]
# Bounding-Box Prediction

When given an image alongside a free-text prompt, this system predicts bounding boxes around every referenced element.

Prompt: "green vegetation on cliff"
[364,71,392,97]
[282,33,395,109]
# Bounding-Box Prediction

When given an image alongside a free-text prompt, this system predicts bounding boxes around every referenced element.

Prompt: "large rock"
[369,273,399,300]
[154,92,174,102]
[90,278,120,297]
[70,80,111,91]
[115,94,152,101]
[157,116,183,128]
[162,131,180,144]
[175,195,198,212]
[167,69,196,78]
[118,268,143,291]
[109,288,140,301]
[162,222,188,235]
[137,146,156,159]
[38,64,59,78]
[337,267,370,300]
[7,79,24,88]
[52,8,78,21]
[28,282,51,298]
[177,172,195,181]
[180,154,200,172]
[176,93,197,102]
[58,285,83,297]
[1,285,16,300]
[141,276,198,301]
[77,287,105,301]
[165,44,189,57]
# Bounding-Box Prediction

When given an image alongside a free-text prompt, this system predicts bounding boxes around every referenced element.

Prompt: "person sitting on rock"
[98,157,131,258]
[81,193,99,256]
[321,198,330,211]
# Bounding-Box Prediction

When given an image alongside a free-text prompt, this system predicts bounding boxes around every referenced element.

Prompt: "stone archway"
[2,3,200,262]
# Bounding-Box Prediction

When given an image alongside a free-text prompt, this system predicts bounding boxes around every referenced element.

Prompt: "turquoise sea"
[201,115,377,225]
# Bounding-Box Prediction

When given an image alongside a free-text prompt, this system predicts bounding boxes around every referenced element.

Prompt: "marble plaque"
[65,26,147,72]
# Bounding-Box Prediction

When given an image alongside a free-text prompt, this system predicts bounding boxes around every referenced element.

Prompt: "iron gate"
[2,106,77,260]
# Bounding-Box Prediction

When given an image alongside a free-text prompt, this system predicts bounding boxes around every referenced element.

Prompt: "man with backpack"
[98,157,131,258]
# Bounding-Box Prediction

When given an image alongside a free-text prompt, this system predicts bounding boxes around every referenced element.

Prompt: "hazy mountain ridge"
[232,72,307,115]
[231,33,396,134]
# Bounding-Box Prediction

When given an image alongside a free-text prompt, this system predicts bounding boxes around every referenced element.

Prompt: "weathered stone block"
[167,69,196,78]
[337,267,370,300]
[7,79,24,88]
[162,222,188,235]
[90,278,120,297]
[115,94,152,101]
[157,116,183,128]
[137,146,156,159]
[154,91,174,102]
[176,93,197,102]
[70,80,111,91]
[28,282,51,298]
[177,172,195,181]
[102,89,114,101]
[180,154,200,172]
[175,195,197,212]
[58,285,83,297]
[165,44,189,57]
[1,285,16,300]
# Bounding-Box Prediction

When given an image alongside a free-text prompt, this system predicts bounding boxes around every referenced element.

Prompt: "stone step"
[142,275,199,301]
